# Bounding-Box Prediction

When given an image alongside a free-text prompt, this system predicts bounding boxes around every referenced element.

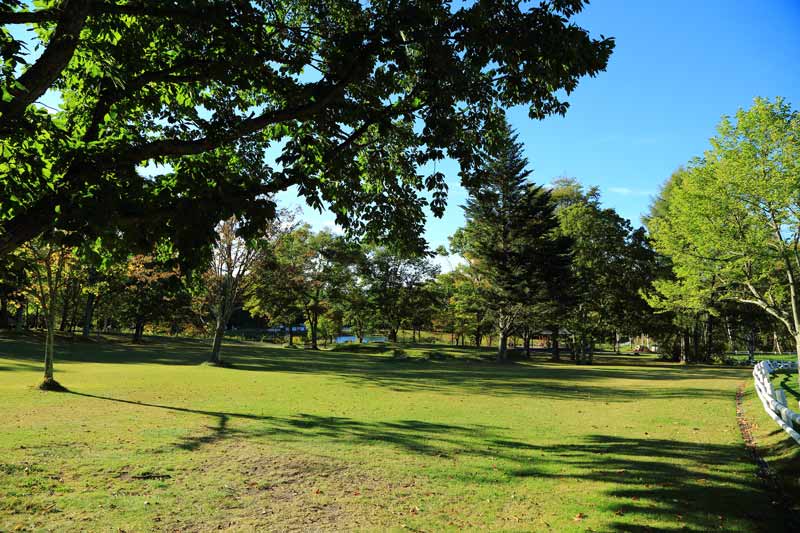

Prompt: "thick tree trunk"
[132,317,145,342]
[81,293,95,337]
[388,328,398,343]
[524,333,531,358]
[287,326,294,346]
[0,295,9,328]
[613,331,620,354]
[210,317,225,363]
[497,330,508,361]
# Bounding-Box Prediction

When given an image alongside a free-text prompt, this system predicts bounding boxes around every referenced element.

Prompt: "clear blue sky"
[279,0,800,257]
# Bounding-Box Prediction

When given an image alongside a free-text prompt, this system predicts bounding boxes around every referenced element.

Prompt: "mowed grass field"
[0,333,797,532]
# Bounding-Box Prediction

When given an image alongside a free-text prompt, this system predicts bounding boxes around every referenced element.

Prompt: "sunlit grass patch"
[0,333,787,531]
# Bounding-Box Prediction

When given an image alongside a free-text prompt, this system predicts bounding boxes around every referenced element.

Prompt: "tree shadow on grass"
[776,373,800,402]
[65,389,784,532]
[2,333,747,402]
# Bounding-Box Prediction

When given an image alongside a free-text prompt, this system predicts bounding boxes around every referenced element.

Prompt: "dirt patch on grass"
[166,441,413,532]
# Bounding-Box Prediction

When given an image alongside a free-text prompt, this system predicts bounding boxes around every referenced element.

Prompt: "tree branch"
[0,0,92,127]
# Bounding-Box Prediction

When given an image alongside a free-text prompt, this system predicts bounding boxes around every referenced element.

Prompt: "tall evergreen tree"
[460,126,571,361]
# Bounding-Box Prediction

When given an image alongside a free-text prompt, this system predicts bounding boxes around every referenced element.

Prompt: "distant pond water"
[334,335,387,344]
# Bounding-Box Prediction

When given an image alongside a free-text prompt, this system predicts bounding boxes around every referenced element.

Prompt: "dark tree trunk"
[14,303,25,331]
[705,314,714,361]
[551,326,560,361]
[524,332,531,358]
[81,293,96,337]
[388,328,398,343]
[58,288,70,332]
[209,317,225,363]
[309,311,319,350]
[132,317,145,342]
[0,295,9,328]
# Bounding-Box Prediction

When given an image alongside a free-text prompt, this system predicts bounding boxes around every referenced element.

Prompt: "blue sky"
[279,0,800,256]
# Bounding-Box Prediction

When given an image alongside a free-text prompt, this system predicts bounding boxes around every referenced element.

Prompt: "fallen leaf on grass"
[573,513,587,522]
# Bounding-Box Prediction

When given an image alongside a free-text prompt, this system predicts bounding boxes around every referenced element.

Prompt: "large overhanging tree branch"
[1,0,614,259]
[0,0,92,123]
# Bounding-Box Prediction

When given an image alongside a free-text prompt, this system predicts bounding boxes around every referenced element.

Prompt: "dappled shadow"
[63,389,783,531]
[0,332,210,367]
[1,333,749,402]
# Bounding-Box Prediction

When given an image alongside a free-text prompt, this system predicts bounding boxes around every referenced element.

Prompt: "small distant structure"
[533,328,571,348]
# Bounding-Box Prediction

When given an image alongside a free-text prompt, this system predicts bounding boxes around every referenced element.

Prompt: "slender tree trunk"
[795,335,800,384]
[15,303,25,331]
[614,331,620,354]
[680,330,688,364]
[524,332,531,358]
[287,326,294,346]
[389,328,398,343]
[774,330,783,355]
[725,318,734,352]
[748,326,756,364]
[309,311,319,350]
[43,314,55,380]
[81,293,96,337]
[552,326,560,361]
[705,314,714,361]
[58,287,70,332]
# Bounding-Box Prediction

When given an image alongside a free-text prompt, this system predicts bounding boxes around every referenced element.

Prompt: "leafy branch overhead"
[0,0,613,258]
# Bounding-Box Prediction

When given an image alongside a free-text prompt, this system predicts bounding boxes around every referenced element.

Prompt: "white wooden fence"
[752,360,800,444]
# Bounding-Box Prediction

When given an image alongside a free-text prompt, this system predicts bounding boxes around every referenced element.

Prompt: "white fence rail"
[753,360,800,444]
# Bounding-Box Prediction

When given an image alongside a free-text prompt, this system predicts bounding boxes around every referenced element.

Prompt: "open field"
[1,333,798,532]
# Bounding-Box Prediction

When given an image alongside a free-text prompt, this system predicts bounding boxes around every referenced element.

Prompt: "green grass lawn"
[0,333,796,532]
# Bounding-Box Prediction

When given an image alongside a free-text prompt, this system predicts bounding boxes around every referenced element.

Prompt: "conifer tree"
[461,125,571,361]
